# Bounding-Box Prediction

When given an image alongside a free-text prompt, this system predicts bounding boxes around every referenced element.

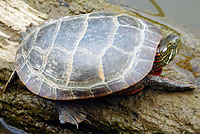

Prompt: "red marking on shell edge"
[121,87,144,95]
[34,91,107,100]
[43,96,57,100]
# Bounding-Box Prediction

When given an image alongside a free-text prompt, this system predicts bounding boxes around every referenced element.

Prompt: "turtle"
[3,12,195,127]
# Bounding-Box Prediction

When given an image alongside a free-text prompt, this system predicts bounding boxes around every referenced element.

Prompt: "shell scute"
[117,15,144,30]
[27,49,44,71]
[56,88,74,100]
[124,69,143,86]
[135,46,156,61]
[78,17,116,55]
[143,20,162,35]
[91,84,111,97]
[34,22,59,51]
[134,60,154,77]
[22,31,37,55]
[144,30,162,43]
[72,88,93,99]
[26,73,42,94]
[142,38,158,49]
[15,55,25,71]
[107,79,129,92]
[39,81,56,99]
[102,47,129,79]
[113,26,141,53]
[17,64,31,83]
[54,17,86,52]
[43,48,70,83]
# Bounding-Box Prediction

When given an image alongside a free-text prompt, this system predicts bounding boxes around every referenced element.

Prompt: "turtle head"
[158,33,182,66]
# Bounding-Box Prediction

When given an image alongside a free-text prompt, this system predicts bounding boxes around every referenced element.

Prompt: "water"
[105,0,200,29]
[105,0,200,40]
[0,118,28,134]
[0,123,11,134]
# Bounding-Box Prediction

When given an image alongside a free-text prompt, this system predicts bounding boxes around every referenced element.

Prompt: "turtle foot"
[146,75,196,92]
[55,101,89,129]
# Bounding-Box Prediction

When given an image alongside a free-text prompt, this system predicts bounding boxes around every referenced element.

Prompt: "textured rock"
[0,0,199,134]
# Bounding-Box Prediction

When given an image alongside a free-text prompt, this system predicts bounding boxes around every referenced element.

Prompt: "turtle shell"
[15,12,162,100]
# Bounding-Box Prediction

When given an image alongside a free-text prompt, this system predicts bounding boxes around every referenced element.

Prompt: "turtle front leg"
[55,101,89,129]
[144,75,196,92]
[3,70,18,92]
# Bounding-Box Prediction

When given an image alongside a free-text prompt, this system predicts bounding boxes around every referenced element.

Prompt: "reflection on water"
[139,0,165,17]
[105,0,200,29]
[109,0,165,17]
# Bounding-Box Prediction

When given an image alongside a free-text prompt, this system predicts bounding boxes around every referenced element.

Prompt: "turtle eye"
[168,41,177,48]
[169,42,174,46]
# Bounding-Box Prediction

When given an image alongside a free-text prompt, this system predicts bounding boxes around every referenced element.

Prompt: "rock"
[0,0,47,32]
[0,0,199,133]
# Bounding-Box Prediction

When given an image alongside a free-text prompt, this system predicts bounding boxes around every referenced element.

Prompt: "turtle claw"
[58,109,83,129]
[55,101,88,128]
[2,70,17,93]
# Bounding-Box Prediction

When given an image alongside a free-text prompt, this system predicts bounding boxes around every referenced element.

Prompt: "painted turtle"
[3,12,194,126]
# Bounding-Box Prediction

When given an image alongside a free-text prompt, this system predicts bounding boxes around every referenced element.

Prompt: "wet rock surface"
[0,0,200,133]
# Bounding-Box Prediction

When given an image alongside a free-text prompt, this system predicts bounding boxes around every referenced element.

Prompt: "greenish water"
[105,0,200,41]
[105,0,200,29]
